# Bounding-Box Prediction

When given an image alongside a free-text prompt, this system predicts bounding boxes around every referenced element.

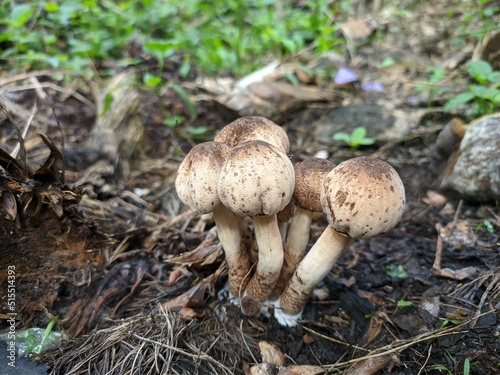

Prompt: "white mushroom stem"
[245,215,284,301]
[270,206,313,299]
[212,204,252,298]
[276,226,353,326]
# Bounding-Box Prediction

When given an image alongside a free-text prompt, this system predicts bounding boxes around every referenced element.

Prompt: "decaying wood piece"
[0,134,111,327]
[89,72,143,180]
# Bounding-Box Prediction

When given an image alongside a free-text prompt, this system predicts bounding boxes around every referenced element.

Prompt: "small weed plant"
[332,126,375,149]
[0,0,348,77]
[444,60,500,118]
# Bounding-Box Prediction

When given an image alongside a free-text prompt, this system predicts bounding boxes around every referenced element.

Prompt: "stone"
[312,103,420,145]
[441,113,500,202]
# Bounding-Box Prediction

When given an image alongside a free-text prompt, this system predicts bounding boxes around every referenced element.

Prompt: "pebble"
[441,113,500,202]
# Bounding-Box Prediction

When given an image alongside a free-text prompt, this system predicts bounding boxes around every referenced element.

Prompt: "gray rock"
[313,103,420,146]
[441,113,500,202]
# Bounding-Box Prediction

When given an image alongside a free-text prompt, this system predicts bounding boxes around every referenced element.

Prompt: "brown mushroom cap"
[175,141,229,214]
[294,158,335,212]
[320,156,405,239]
[214,116,290,154]
[218,140,295,217]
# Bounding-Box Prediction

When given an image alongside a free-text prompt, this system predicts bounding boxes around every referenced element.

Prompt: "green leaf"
[439,319,462,329]
[332,132,352,143]
[397,300,414,308]
[9,4,34,27]
[35,317,57,354]
[144,40,175,57]
[284,72,300,86]
[468,85,497,100]
[179,55,191,79]
[467,60,492,84]
[358,137,376,146]
[380,57,395,68]
[163,115,185,128]
[44,2,59,12]
[171,83,196,120]
[350,126,367,141]
[100,92,114,116]
[463,358,470,375]
[487,71,500,84]
[386,264,408,279]
[143,73,162,87]
[186,125,211,135]
[433,365,452,375]
[443,92,475,112]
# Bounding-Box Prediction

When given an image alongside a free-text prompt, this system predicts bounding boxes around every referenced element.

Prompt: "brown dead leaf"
[249,363,277,375]
[344,354,400,375]
[340,18,377,40]
[0,189,17,220]
[259,341,286,367]
[277,365,326,375]
[422,190,447,208]
[434,266,478,280]
[166,226,223,267]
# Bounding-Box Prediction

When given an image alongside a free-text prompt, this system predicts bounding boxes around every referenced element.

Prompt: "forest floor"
[0,1,499,375]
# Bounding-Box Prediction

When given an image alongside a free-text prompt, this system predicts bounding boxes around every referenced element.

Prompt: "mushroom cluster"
[175,116,405,327]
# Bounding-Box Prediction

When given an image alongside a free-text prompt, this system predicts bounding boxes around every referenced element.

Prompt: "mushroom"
[270,157,335,300]
[218,140,295,313]
[276,156,405,326]
[214,116,290,155]
[175,141,252,298]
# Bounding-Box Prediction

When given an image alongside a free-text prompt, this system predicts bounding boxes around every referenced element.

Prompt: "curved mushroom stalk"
[212,205,252,298]
[275,226,352,326]
[275,157,405,327]
[175,141,253,300]
[218,140,295,314]
[245,215,284,300]
[271,157,335,300]
[270,206,313,300]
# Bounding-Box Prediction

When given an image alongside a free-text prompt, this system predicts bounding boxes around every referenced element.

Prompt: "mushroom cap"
[294,158,335,212]
[320,156,405,239]
[214,116,290,154]
[218,140,295,217]
[175,141,229,214]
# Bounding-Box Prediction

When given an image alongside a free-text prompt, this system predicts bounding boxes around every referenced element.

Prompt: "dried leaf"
[166,227,223,267]
[250,363,277,375]
[0,189,17,220]
[422,190,447,208]
[341,18,376,40]
[0,148,28,179]
[434,266,478,280]
[259,341,286,367]
[344,354,399,375]
[34,133,65,183]
[277,365,326,375]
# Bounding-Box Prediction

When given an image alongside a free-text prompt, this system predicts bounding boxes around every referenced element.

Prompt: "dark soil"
[0,1,499,375]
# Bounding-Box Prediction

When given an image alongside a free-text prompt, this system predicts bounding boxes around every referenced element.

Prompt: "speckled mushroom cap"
[218,140,295,217]
[294,158,335,212]
[175,141,229,214]
[214,116,290,154]
[320,156,405,239]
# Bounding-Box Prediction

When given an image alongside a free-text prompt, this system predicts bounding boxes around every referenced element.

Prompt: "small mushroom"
[175,141,252,298]
[218,140,295,312]
[214,116,290,154]
[270,157,335,300]
[276,157,405,326]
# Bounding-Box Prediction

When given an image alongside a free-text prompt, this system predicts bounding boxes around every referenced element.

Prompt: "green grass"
[0,0,348,78]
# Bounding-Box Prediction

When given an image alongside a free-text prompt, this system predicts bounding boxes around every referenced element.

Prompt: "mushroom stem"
[270,206,313,299]
[212,204,252,297]
[278,226,353,317]
[245,214,284,301]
